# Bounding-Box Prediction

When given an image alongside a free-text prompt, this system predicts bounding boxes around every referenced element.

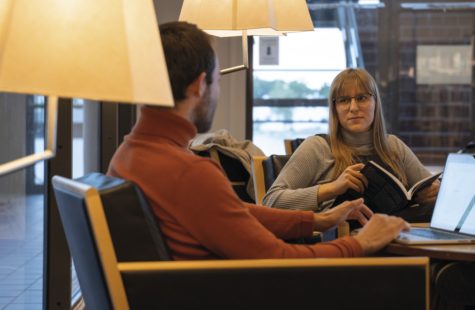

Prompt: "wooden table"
[385,223,475,262]
[386,242,475,262]
[385,228,475,308]
[386,242,475,309]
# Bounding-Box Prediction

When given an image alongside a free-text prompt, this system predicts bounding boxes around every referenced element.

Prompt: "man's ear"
[187,72,207,98]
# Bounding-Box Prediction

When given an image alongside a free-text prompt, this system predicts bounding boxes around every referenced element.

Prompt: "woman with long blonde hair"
[263,68,439,214]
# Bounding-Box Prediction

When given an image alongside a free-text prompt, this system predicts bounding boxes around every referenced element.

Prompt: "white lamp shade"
[179,0,314,37]
[0,0,173,106]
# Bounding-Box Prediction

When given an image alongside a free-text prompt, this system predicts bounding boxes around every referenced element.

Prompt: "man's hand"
[353,214,410,255]
[313,198,373,232]
[414,179,440,205]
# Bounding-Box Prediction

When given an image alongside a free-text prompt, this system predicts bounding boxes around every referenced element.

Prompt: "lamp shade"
[179,0,314,37]
[0,0,173,106]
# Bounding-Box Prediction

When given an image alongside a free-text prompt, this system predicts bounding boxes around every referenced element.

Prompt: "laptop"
[395,153,475,245]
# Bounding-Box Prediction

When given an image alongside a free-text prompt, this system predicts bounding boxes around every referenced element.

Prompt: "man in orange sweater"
[108,21,409,260]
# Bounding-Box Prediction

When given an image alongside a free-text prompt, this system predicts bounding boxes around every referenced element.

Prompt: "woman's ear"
[187,72,207,98]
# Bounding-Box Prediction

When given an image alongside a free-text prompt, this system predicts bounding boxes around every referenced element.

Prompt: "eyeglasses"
[333,93,373,108]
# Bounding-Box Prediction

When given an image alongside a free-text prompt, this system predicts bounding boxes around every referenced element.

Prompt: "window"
[0,94,101,308]
[251,0,474,165]
[252,0,369,155]
[0,94,45,309]
[253,29,345,155]
[71,98,100,304]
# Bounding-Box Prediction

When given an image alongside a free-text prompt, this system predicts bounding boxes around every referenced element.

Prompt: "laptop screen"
[431,153,475,235]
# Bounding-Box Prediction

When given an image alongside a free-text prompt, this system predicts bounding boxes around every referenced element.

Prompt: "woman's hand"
[332,163,368,195]
[318,163,368,201]
[313,198,373,232]
[414,179,440,205]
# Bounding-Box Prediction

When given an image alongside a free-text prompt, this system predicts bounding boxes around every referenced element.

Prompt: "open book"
[332,161,442,214]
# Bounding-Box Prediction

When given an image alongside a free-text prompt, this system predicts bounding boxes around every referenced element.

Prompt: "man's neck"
[170,98,195,123]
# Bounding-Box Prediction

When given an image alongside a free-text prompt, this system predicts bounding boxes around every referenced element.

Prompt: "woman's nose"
[349,97,359,111]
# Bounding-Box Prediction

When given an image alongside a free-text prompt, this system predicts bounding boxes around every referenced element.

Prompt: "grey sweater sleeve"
[262,136,335,212]
[263,134,432,212]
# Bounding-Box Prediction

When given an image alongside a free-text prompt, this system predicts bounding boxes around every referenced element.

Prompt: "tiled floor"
[0,195,81,310]
[0,195,43,309]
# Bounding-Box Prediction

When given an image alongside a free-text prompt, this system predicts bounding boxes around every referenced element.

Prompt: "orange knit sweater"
[108,107,363,260]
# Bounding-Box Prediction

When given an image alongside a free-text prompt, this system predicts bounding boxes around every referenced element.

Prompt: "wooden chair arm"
[251,155,267,205]
[119,257,429,310]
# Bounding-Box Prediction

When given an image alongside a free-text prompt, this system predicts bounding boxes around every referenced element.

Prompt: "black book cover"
[332,161,441,214]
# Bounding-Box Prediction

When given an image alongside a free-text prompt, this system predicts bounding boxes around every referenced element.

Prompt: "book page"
[407,172,442,198]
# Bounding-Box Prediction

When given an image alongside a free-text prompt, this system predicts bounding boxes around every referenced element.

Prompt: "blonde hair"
[328,68,408,186]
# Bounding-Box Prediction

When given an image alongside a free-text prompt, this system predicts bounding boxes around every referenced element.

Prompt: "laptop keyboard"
[410,228,472,240]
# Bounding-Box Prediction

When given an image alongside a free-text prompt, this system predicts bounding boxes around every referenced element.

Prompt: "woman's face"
[334,80,375,133]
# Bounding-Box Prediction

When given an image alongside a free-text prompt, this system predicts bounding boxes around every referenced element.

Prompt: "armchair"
[284,134,328,155]
[284,138,306,155]
[52,173,429,309]
[251,155,291,205]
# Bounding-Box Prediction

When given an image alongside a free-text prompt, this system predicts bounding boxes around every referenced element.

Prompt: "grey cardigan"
[262,134,431,212]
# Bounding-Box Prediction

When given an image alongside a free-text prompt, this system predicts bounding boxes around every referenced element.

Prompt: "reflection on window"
[254,74,332,100]
[254,107,329,154]
[73,99,84,178]
[32,96,45,187]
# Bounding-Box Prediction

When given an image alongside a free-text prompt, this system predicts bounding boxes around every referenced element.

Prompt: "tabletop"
[384,223,475,262]
[385,242,475,262]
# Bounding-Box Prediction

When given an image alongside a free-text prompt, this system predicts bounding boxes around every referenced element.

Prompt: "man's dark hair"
[159,21,216,101]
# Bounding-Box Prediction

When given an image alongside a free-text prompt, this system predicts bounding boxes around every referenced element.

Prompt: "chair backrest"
[262,154,291,191]
[52,173,172,309]
[73,173,171,262]
[284,138,306,155]
[251,154,290,205]
[284,134,329,155]
[52,175,129,310]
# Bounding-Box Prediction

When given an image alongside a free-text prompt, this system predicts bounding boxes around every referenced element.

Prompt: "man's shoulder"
[165,148,225,179]
[110,143,226,190]
[111,138,220,174]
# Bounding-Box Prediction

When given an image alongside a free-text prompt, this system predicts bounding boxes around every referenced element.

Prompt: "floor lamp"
[179,0,314,75]
[0,0,174,177]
